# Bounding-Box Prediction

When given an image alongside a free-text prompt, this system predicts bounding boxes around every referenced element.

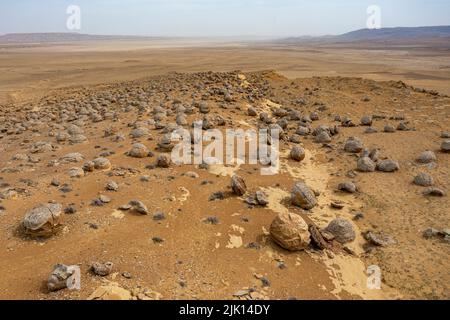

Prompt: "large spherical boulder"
[290,146,306,162]
[270,212,311,251]
[22,203,63,237]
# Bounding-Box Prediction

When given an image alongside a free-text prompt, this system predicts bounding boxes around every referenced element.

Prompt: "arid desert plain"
[0,38,449,300]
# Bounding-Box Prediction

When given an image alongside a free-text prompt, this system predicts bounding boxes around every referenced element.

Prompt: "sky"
[0,0,449,37]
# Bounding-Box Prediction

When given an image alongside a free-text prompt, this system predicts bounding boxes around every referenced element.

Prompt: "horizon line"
[2,24,450,39]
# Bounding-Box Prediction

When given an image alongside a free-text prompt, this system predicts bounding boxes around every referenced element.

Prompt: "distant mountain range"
[279,26,450,47]
[0,32,164,43]
[1,26,450,47]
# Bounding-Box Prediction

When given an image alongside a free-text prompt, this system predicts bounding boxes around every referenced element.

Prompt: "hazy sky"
[1,0,449,37]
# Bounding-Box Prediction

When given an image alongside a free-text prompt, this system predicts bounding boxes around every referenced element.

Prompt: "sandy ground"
[1,40,450,105]
[0,41,449,300]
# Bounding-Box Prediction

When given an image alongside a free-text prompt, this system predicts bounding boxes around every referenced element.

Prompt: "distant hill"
[0,32,163,44]
[339,26,450,41]
[279,26,450,47]
[2,27,450,48]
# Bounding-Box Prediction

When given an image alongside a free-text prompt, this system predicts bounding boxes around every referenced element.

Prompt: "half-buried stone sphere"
[291,182,317,210]
[157,134,175,152]
[127,143,150,158]
[360,115,373,126]
[93,157,111,170]
[417,151,437,164]
[130,127,149,139]
[357,156,376,172]
[376,159,400,172]
[338,181,357,193]
[247,107,257,116]
[413,172,434,187]
[440,140,450,153]
[324,218,356,244]
[156,154,171,168]
[314,131,331,144]
[344,137,364,153]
